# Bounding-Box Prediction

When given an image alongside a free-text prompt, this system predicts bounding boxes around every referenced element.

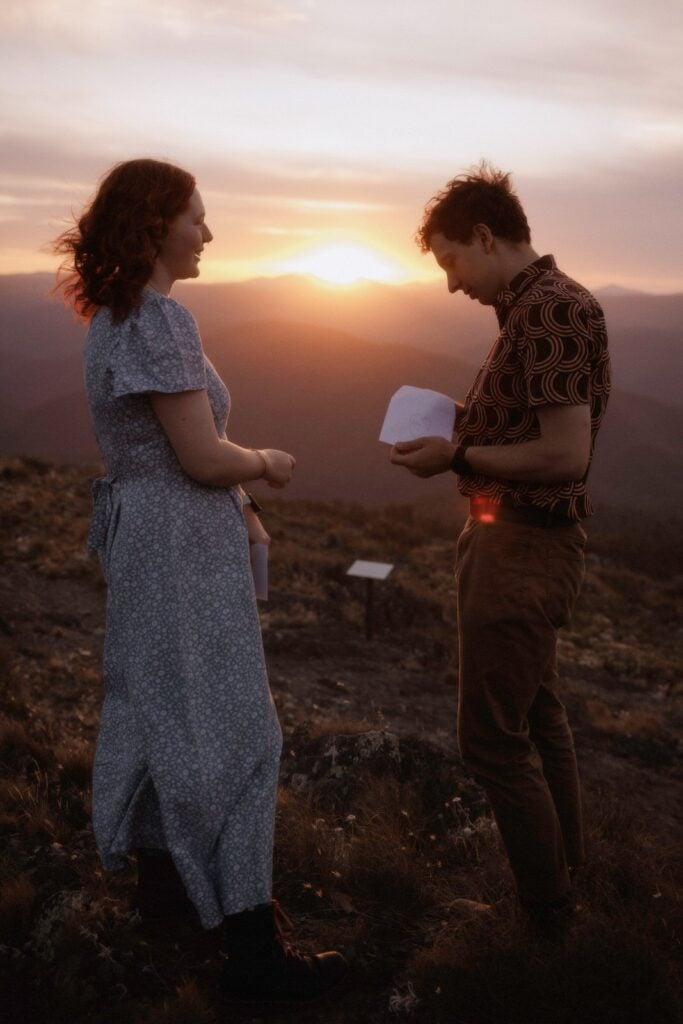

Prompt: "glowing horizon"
[2,248,679,297]
[266,243,410,285]
[1,258,681,298]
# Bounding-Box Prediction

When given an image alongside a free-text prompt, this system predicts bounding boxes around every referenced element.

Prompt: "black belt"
[469,498,575,529]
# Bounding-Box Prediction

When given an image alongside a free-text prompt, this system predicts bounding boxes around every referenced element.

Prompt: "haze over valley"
[1,272,681,514]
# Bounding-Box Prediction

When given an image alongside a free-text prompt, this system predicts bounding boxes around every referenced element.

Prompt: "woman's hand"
[257,449,296,488]
[244,506,271,545]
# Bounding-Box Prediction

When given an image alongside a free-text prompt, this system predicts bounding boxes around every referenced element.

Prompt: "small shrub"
[0,872,38,944]
[0,716,54,773]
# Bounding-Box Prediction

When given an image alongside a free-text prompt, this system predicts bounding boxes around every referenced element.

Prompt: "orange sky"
[1,1,681,292]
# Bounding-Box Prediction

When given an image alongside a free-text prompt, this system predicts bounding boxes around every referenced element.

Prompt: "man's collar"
[494,255,556,327]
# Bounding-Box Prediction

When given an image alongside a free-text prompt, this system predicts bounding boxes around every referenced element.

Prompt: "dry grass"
[1,457,99,582]
[408,787,682,1024]
[2,724,681,1024]
[1,458,682,1023]
[0,874,38,944]
[140,979,215,1024]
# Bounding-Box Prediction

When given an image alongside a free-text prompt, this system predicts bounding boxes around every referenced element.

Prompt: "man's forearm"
[391,405,590,481]
[465,437,586,483]
[460,402,591,483]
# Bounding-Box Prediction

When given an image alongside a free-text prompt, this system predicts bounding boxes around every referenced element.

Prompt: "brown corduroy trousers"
[455,516,587,906]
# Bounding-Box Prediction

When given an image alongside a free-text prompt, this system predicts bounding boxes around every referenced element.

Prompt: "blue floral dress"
[84,288,282,929]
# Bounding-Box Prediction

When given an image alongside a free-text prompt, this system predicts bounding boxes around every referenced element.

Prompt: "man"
[391,164,610,930]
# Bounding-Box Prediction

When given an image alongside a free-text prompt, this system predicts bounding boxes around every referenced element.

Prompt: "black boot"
[133,848,197,923]
[220,900,347,1011]
[520,891,575,941]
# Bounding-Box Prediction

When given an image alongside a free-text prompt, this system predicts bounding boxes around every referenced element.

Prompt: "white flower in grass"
[388,981,420,1014]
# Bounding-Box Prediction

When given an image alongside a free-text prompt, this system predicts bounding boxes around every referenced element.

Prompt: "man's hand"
[389,436,456,477]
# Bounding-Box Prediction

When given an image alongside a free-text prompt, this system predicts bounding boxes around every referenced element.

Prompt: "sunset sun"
[276,244,405,285]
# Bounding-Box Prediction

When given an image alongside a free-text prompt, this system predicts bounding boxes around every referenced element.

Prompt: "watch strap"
[243,491,263,514]
[450,445,473,476]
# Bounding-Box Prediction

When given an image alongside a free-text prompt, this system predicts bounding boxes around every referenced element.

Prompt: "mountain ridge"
[1,274,681,511]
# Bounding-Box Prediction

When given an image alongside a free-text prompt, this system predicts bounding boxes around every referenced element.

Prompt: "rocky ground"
[1,458,681,1023]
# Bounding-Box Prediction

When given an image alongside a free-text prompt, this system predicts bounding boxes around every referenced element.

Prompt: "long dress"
[84,288,282,929]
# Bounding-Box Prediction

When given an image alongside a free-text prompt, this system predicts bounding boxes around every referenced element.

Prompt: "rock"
[280,724,487,819]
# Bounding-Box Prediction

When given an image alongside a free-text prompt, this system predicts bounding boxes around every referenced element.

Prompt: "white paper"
[250,543,269,601]
[346,560,394,580]
[379,385,456,445]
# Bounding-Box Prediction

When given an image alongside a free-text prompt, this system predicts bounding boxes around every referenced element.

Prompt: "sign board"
[346,560,394,581]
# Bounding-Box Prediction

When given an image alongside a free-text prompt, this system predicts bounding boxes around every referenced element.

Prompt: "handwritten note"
[250,543,269,601]
[379,385,456,445]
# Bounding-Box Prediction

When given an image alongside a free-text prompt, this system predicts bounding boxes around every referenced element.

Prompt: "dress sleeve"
[111,293,208,398]
[517,298,592,408]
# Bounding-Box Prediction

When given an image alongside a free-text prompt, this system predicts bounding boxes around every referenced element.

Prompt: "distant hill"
[1,273,681,511]
[176,278,683,409]
[3,272,681,405]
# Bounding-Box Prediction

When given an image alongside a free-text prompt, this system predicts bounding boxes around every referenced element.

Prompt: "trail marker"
[346,560,394,640]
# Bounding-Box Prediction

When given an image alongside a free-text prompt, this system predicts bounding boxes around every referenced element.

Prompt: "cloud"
[514,150,683,290]
[0,0,312,32]
[0,2,681,288]
[3,0,680,118]
[2,2,679,181]
[0,136,112,188]
[1,130,680,289]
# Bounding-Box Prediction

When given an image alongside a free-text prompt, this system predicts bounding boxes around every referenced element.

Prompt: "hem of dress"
[99,850,132,872]
[219,887,273,923]
[98,847,273,931]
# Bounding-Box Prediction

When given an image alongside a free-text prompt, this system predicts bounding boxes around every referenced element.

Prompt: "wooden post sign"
[346,560,394,641]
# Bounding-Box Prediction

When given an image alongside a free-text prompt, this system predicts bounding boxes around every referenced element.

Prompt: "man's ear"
[473,223,494,253]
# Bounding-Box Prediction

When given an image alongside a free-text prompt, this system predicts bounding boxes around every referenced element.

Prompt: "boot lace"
[271,899,310,964]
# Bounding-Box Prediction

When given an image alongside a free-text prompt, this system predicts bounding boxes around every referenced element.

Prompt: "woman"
[54,158,345,1009]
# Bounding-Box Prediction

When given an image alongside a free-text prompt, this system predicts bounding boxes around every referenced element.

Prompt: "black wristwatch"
[243,491,263,515]
[450,445,473,476]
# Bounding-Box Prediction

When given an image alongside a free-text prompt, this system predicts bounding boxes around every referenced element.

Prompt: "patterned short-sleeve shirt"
[456,255,611,520]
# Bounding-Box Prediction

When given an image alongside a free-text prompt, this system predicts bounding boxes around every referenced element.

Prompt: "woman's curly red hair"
[53,158,196,323]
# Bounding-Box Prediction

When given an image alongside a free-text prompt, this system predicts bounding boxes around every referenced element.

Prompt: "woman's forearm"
[191,440,266,488]
[150,391,267,487]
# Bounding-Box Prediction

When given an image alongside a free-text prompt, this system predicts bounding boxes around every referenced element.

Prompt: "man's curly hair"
[53,159,195,323]
[416,161,531,252]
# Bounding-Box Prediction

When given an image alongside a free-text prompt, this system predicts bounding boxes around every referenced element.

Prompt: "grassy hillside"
[1,458,681,1023]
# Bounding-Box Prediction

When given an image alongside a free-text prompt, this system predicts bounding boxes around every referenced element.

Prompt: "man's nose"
[203,224,213,243]
[447,274,460,294]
